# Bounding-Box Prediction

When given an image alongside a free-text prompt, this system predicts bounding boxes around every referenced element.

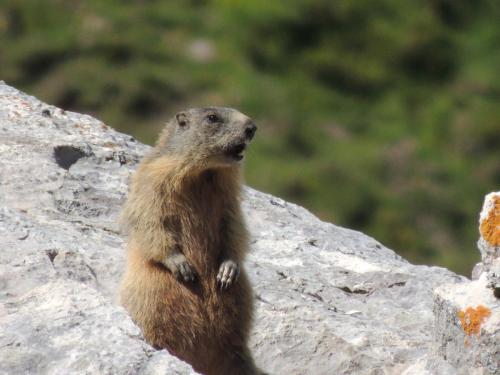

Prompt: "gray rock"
[0,83,195,374]
[0,82,494,374]
[243,190,466,374]
[476,192,500,298]
[431,192,500,375]
[434,275,500,374]
[0,279,193,375]
[477,192,500,269]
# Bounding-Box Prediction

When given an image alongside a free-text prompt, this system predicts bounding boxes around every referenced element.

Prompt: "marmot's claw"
[179,261,196,282]
[217,260,239,290]
[165,253,196,282]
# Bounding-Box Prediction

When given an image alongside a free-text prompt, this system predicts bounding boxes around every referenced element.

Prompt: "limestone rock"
[475,192,500,298]
[431,191,500,375]
[0,82,195,374]
[0,81,494,374]
[434,275,499,374]
[0,279,193,375]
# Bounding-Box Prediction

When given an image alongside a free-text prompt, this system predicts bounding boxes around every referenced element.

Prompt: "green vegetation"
[1,0,499,275]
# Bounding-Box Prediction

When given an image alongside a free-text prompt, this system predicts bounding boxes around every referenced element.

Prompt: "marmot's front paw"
[217,260,240,289]
[164,253,196,282]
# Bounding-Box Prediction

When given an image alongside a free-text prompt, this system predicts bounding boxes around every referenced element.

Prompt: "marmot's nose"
[244,122,257,140]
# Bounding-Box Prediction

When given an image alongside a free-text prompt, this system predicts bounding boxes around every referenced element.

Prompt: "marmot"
[119,107,262,375]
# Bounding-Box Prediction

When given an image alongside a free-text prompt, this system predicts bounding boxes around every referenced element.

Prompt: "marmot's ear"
[176,112,188,128]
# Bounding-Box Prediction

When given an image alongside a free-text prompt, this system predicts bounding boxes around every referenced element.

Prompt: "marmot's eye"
[206,114,220,124]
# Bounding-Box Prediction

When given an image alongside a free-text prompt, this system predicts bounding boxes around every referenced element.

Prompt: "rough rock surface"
[0,82,495,374]
[434,275,499,374]
[0,82,195,375]
[476,192,500,296]
[433,192,500,375]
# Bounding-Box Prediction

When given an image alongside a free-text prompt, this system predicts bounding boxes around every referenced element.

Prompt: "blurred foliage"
[1,0,499,275]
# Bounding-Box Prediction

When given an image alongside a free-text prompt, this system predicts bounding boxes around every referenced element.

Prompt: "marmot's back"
[119,107,263,375]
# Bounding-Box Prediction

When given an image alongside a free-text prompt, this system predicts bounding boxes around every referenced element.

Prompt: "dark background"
[2,0,499,276]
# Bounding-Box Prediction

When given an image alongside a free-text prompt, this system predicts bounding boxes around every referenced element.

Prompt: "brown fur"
[119,108,261,375]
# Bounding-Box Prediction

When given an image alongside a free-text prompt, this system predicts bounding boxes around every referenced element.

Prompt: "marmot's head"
[157,107,257,169]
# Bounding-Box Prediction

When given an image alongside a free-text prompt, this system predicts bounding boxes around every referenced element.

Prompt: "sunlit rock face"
[434,191,500,375]
[0,82,497,374]
[475,192,500,294]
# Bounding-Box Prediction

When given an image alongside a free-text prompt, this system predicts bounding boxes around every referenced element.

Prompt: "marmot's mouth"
[225,143,246,161]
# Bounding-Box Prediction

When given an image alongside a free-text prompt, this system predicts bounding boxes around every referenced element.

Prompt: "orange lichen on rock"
[480,196,500,247]
[458,305,491,338]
